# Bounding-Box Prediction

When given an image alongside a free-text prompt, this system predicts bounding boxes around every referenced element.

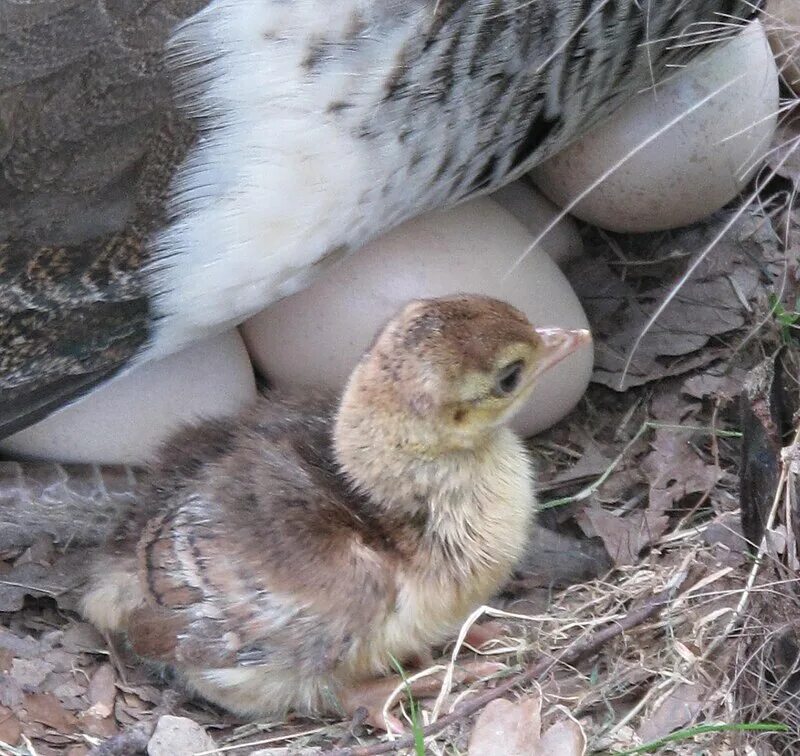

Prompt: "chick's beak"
[532,327,592,378]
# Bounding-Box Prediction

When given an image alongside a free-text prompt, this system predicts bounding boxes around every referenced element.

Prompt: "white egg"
[765,0,800,95]
[531,21,779,233]
[241,195,593,437]
[491,181,584,266]
[0,331,256,465]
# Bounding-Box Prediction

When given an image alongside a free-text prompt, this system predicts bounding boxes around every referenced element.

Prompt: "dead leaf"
[637,683,703,743]
[570,213,780,390]
[0,674,24,708]
[704,512,748,567]
[579,504,669,567]
[537,718,586,755]
[0,627,42,659]
[642,428,722,513]
[22,692,77,733]
[0,704,21,745]
[79,712,118,739]
[13,536,55,568]
[682,365,747,401]
[468,693,585,756]
[86,663,116,718]
[469,695,542,756]
[11,657,54,690]
[543,442,614,489]
[147,715,217,756]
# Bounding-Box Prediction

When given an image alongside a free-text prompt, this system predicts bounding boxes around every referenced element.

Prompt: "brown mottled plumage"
[60,295,588,729]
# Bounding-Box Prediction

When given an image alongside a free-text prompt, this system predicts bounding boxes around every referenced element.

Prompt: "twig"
[328,583,682,755]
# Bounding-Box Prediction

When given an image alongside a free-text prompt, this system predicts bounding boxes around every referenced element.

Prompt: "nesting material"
[531,21,779,233]
[0,331,256,464]
[242,195,593,437]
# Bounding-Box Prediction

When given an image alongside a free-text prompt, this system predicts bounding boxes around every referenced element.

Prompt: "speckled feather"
[0,0,761,437]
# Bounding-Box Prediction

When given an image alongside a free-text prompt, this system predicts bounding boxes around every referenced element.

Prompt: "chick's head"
[365,295,591,448]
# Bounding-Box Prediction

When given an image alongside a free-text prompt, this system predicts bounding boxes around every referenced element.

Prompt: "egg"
[241,194,593,437]
[0,331,256,465]
[765,0,800,95]
[491,181,584,266]
[530,21,779,233]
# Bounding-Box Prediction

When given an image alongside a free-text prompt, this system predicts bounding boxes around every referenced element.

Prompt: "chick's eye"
[494,360,524,396]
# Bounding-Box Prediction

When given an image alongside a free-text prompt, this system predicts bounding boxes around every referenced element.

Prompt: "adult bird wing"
[0,0,205,435]
[0,0,761,439]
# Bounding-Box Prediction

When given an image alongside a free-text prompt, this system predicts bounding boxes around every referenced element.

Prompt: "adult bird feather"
[0,0,762,437]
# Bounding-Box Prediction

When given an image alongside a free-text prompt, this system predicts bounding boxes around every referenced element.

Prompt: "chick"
[78,294,590,730]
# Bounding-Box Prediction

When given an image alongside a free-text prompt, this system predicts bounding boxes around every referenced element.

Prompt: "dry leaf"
[637,683,703,743]
[22,692,77,733]
[468,695,543,756]
[537,718,586,755]
[11,657,54,690]
[544,442,614,488]
[468,694,585,756]
[0,704,21,745]
[87,663,116,718]
[570,213,779,390]
[642,429,722,513]
[704,512,748,567]
[682,365,747,401]
[579,504,669,567]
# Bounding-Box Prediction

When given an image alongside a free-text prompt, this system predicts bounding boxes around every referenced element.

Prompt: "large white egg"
[241,194,593,437]
[766,0,800,95]
[531,21,779,233]
[491,181,584,266]
[0,331,256,464]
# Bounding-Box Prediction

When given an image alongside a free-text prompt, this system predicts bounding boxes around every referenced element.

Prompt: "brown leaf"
[22,692,77,733]
[11,657,54,690]
[544,442,614,488]
[637,683,703,743]
[79,712,118,739]
[13,535,55,568]
[642,429,722,513]
[468,694,542,756]
[87,664,116,718]
[0,673,24,708]
[682,365,747,401]
[570,213,779,391]
[704,512,748,566]
[579,504,669,567]
[0,704,21,745]
[468,694,586,756]
[536,718,586,755]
